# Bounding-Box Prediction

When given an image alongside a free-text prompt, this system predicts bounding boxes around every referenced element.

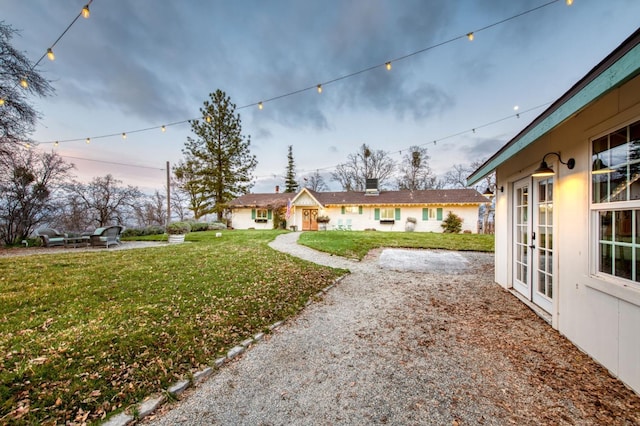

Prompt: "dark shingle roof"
[229,188,488,208]
[227,193,292,208]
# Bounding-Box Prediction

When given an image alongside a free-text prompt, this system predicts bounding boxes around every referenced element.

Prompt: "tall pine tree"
[284,145,298,193]
[179,90,257,220]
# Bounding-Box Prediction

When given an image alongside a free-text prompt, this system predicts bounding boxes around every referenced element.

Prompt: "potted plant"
[316,215,331,223]
[166,221,191,243]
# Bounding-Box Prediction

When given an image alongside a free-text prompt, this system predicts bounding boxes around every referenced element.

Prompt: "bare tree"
[396,146,438,190]
[442,163,472,189]
[169,178,190,221]
[301,170,329,192]
[0,149,73,244]
[332,144,396,191]
[133,190,166,227]
[66,174,143,228]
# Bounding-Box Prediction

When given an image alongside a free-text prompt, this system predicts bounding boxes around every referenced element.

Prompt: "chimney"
[365,178,379,196]
[275,185,280,193]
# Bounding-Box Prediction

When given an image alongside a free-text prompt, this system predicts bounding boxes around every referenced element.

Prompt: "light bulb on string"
[25,143,31,148]
[317,84,322,94]
[86,138,90,144]
[385,62,391,71]
[82,5,90,18]
[54,141,59,147]
[206,115,212,123]
[20,78,28,88]
[161,125,166,132]
[467,32,474,41]
[566,0,573,5]
[0,98,4,106]
[47,48,55,61]
[258,102,263,110]
[122,132,127,139]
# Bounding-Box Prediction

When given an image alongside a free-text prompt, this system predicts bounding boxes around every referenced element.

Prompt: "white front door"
[512,177,554,314]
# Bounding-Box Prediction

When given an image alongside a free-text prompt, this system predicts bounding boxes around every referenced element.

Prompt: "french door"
[301,209,318,231]
[512,177,554,314]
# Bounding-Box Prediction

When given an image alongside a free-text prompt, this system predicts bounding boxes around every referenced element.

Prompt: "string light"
[47,48,55,61]
[86,137,90,144]
[161,125,166,132]
[206,115,212,123]
[122,132,127,139]
[20,78,28,88]
[34,1,561,147]
[467,32,475,41]
[54,141,59,147]
[82,4,90,18]
[0,98,4,106]
[317,84,323,94]
[566,0,573,5]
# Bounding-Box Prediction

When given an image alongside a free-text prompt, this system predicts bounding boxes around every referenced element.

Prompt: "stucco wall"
[494,75,640,394]
[230,209,276,230]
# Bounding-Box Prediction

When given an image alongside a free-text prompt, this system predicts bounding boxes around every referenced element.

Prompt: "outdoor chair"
[36,228,67,247]
[345,219,352,230]
[89,225,124,248]
[334,219,345,230]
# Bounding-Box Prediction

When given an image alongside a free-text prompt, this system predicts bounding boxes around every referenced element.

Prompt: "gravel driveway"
[147,233,640,425]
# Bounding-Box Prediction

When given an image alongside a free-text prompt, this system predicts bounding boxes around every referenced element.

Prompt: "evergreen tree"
[180,90,257,219]
[284,145,298,193]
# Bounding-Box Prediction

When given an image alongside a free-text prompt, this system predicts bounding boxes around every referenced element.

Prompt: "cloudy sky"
[3,0,640,193]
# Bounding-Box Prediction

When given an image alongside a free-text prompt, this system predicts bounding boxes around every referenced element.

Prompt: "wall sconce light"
[531,152,575,177]
[592,157,613,175]
[483,185,504,198]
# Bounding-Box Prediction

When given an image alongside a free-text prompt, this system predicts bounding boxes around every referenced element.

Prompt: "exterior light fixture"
[483,185,504,198]
[47,48,55,61]
[317,84,322,94]
[385,62,392,71]
[531,152,575,177]
[82,5,90,18]
[592,157,613,175]
[467,32,474,41]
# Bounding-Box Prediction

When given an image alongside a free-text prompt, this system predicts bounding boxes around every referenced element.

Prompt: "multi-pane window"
[592,119,640,284]
[380,208,395,220]
[256,209,268,219]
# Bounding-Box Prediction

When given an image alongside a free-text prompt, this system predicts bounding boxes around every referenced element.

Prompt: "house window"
[592,119,640,285]
[252,208,271,223]
[343,206,361,214]
[422,208,443,220]
[380,208,395,220]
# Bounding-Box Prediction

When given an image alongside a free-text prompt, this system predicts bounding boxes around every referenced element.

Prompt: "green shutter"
[395,208,401,220]
[422,208,428,221]
[341,206,345,214]
[251,209,256,219]
[358,206,363,214]
[374,208,380,220]
[437,208,443,221]
[267,210,272,220]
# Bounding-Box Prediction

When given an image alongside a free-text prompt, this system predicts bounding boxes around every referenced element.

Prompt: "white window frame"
[344,206,359,214]
[256,209,268,220]
[380,208,395,220]
[590,117,640,291]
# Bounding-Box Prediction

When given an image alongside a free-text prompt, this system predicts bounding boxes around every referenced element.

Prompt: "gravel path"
[147,233,640,425]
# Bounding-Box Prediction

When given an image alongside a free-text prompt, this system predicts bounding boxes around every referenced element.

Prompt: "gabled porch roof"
[468,28,640,186]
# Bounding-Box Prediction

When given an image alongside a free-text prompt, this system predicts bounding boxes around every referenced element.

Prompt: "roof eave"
[467,29,640,186]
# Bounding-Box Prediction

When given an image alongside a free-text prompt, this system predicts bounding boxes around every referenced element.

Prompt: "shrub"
[166,221,192,235]
[187,221,209,232]
[208,222,227,230]
[441,211,463,234]
[121,226,166,237]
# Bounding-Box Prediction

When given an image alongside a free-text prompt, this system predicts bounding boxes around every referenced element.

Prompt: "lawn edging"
[101,274,348,425]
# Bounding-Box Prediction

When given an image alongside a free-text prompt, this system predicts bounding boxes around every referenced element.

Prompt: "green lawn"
[298,230,495,260]
[0,229,493,424]
[0,230,345,425]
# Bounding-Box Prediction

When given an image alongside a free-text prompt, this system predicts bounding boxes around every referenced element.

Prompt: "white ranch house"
[228,187,488,232]
[469,28,640,395]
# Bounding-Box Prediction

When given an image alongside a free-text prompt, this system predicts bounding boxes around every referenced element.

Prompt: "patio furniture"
[345,219,352,230]
[36,228,67,247]
[89,225,124,248]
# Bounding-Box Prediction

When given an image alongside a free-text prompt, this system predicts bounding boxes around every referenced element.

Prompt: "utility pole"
[166,161,171,226]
